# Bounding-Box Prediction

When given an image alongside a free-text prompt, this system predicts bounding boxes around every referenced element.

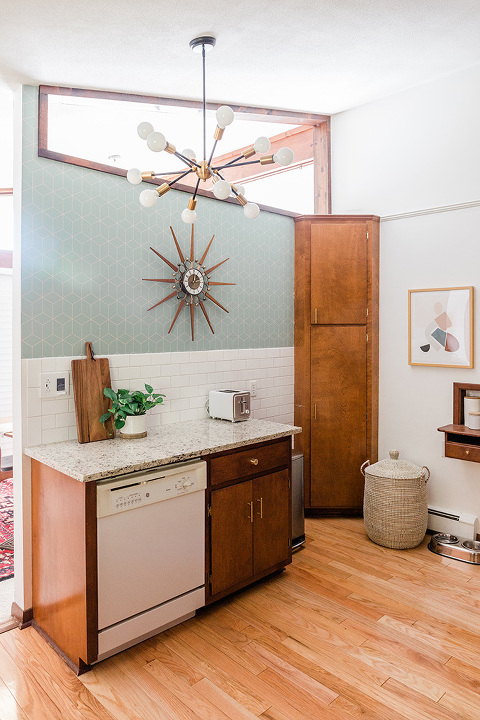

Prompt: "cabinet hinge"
[207,505,212,517]
[366,333,368,342]
[366,231,369,239]
[366,307,369,317]
[288,477,291,489]
[207,572,212,586]
[288,538,291,548]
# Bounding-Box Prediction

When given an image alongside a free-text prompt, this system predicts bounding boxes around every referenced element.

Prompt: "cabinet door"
[210,481,253,596]
[310,325,367,510]
[253,470,291,575]
[310,221,367,325]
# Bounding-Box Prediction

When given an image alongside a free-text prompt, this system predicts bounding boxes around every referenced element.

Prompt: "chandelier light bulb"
[147,131,167,152]
[244,202,260,219]
[253,136,271,154]
[137,122,154,140]
[181,208,197,224]
[273,147,294,166]
[139,189,158,208]
[212,180,231,200]
[126,168,143,185]
[216,106,234,129]
[181,148,196,160]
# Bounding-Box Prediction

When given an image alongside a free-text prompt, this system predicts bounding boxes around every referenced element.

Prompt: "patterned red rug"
[0,478,13,581]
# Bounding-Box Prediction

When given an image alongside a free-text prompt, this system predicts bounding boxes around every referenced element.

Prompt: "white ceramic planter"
[119,414,147,439]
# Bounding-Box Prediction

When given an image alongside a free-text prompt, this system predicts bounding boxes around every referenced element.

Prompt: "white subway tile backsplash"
[42,427,69,444]
[25,347,294,445]
[27,358,42,388]
[27,388,42,417]
[26,418,42,446]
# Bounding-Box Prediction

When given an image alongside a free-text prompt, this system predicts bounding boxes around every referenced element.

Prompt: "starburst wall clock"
[143,226,235,341]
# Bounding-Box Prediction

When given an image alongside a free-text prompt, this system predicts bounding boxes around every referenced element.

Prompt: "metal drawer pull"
[257,497,263,519]
[248,501,254,522]
[250,458,259,465]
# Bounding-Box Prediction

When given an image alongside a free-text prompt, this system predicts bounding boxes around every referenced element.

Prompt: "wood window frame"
[38,86,331,216]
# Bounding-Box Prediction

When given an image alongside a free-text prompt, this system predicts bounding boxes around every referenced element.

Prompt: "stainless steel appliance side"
[292,453,305,549]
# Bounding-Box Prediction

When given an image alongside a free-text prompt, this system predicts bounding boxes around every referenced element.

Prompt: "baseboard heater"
[427,506,478,539]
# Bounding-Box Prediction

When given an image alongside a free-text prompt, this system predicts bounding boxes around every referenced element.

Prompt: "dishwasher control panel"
[97,459,207,518]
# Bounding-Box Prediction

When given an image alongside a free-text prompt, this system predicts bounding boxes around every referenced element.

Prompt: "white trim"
[13,85,29,613]
[381,199,480,222]
[0,267,12,276]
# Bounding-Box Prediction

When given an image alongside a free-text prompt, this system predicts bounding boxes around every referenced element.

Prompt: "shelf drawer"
[445,441,480,463]
[209,439,291,486]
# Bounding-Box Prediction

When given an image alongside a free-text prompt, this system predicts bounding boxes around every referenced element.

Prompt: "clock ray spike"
[208,281,236,286]
[168,299,185,334]
[205,257,229,275]
[205,292,229,313]
[199,300,214,334]
[143,278,177,283]
[150,247,178,272]
[199,234,215,266]
[190,302,195,341]
[190,225,194,264]
[169,226,185,264]
[147,290,178,311]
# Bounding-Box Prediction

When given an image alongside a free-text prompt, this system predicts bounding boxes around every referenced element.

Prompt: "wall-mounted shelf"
[438,383,480,463]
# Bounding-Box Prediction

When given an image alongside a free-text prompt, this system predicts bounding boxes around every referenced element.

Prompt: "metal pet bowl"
[428,532,480,564]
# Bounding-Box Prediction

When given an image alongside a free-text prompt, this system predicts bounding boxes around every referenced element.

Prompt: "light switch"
[40,372,71,398]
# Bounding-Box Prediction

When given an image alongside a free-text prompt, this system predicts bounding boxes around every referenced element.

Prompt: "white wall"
[331,65,480,517]
[331,64,480,217]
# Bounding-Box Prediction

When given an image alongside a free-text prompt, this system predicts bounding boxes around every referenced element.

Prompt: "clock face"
[183,268,205,295]
[143,226,236,341]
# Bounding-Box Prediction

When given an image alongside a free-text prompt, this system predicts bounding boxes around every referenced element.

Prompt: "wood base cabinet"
[206,438,292,603]
[294,215,379,515]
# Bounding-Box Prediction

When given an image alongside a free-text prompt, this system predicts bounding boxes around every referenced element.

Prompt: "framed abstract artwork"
[408,287,474,368]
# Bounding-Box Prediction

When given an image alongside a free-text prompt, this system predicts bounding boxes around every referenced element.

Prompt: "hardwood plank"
[125,643,230,720]
[243,641,338,705]
[156,626,271,715]
[193,677,260,720]
[0,627,114,720]
[79,658,170,720]
[0,631,70,720]
[0,674,30,720]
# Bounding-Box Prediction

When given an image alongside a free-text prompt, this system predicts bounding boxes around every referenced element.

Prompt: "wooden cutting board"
[71,342,115,443]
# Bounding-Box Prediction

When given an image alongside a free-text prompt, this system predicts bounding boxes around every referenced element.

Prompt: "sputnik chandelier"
[127,35,294,224]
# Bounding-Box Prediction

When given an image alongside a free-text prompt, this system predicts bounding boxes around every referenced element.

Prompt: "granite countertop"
[24,418,301,483]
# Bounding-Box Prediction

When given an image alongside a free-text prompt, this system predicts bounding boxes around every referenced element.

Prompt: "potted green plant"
[100,384,166,439]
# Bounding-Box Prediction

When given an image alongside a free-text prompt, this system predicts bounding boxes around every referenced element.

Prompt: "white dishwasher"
[96,458,206,661]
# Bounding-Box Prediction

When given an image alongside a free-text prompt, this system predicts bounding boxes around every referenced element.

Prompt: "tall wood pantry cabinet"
[294,215,379,515]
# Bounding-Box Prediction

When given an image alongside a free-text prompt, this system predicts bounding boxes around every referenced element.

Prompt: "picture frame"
[408,286,474,368]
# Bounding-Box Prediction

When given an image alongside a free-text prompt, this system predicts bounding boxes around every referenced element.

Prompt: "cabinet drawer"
[445,441,480,463]
[209,439,291,486]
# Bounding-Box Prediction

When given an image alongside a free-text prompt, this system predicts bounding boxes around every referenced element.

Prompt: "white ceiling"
[1,0,480,114]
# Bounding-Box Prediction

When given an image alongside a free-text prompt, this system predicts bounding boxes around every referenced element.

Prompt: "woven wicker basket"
[361,450,430,549]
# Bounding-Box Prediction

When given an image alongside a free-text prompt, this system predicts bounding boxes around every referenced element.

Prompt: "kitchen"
[1,2,480,718]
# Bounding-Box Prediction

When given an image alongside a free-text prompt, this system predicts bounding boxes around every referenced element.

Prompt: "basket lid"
[365,450,425,479]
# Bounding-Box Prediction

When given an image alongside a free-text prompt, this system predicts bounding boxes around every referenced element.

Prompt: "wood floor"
[1,517,480,720]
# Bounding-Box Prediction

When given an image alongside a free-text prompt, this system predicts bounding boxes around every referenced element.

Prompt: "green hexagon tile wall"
[21,86,294,359]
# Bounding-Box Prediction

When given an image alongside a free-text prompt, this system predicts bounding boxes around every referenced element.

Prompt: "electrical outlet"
[249,380,258,398]
[40,372,71,399]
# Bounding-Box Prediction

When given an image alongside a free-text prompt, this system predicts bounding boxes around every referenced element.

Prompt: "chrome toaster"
[208,389,251,422]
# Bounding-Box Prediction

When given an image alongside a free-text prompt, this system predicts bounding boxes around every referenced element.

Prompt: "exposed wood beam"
[313,120,331,214]
[39,85,329,126]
